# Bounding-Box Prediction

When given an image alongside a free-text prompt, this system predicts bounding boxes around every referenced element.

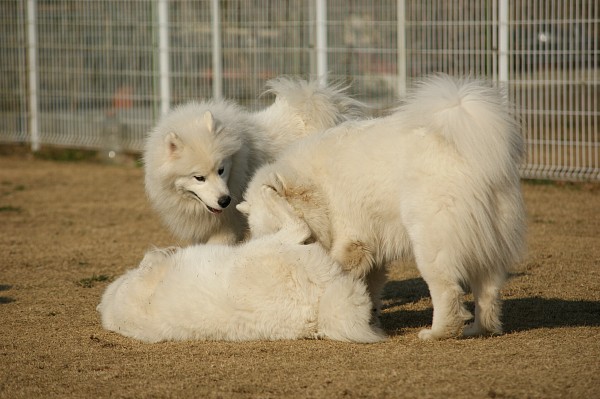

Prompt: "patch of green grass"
[34,148,98,162]
[523,179,600,192]
[77,274,112,288]
[522,179,557,186]
[135,156,144,168]
[1,182,25,195]
[0,205,22,212]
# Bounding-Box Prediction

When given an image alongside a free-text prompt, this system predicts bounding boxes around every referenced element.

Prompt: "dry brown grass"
[1,148,598,399]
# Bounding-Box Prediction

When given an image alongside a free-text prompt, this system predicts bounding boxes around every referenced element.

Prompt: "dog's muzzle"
[187,191,229,215]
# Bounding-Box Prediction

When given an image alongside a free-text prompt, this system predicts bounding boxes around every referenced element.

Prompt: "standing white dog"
[144,77,365,244]
[238,74,526,340]
[97,186,385,344]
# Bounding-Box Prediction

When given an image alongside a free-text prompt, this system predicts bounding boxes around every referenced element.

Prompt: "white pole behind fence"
[158,0,171,116]
[27,0,39,151]
[498,0,509,85]
[315,0,327,87]
[397,0,407,97]
[211,0,223,100]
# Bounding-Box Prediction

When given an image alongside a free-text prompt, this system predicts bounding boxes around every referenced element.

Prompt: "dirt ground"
[0,147,599,399]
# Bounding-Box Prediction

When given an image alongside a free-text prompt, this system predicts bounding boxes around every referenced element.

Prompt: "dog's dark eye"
[194,176,205,182]
[218,166,225,175]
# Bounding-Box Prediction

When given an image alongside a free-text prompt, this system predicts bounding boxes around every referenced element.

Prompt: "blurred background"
[0,0,598,180]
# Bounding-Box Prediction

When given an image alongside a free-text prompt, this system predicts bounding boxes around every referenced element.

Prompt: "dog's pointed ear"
[236,201,250,215]
[165,132,183,158]
[204,111,223,135]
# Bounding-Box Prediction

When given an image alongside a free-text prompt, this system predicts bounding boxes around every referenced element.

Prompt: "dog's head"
[165,111,239,215]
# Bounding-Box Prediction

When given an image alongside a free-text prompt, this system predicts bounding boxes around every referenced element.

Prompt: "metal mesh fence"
[0,0,598,180]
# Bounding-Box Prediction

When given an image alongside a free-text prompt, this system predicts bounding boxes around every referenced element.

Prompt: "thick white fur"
[239,74,526,340]
[97,186,384,344]
[144,77,365,244]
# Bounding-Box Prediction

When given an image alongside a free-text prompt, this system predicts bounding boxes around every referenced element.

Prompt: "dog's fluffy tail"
[265,77,367,132]
[400,74,524,184]
[317,277,386,344]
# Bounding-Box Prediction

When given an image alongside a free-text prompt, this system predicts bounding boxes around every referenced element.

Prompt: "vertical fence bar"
[27,0,39,151]
[397,0,407,96]
[497,0,508,86]
[589,0,598,178]
[492,0,497,80]
[158,0,171,116]
[315,0,327,87]
[211,0,223,100]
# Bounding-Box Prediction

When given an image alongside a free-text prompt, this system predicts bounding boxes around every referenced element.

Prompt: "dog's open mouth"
[187,191,223,215]
[205,205,223,214]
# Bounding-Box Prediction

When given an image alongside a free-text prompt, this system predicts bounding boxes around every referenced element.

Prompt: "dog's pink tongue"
[208,206,222,214]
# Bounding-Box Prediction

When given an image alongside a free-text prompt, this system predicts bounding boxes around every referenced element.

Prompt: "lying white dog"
[238,74,526,340]
[97,186,385,343]
[144,77,365,245]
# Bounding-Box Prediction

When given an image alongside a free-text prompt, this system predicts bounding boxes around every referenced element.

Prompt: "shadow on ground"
[381,278,600,334]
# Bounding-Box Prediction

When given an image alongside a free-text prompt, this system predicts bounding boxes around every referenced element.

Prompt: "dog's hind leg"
[317,276,387,343]
[410,237,472,340]
[417,277,472,340]
[135,248,174,289]
[463,274,505,337]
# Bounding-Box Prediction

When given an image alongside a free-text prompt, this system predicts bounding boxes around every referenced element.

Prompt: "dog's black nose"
[218,195,231,209]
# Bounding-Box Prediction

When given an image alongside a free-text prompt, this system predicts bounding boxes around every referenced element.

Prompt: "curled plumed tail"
[400,74,524,184]
[265,77,367,132]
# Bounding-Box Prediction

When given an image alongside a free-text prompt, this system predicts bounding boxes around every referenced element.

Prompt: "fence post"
[498,0,509,85]
[211,0,223,99]
[397,0,407,97]
[158,0,171,116]
[27,0,39,151]
[315,0,328,87]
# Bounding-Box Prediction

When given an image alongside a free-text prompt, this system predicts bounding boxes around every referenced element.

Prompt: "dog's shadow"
[381,278,600,334]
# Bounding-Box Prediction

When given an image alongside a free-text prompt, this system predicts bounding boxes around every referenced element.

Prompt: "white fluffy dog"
[144,77,365,244]
[97,186,385,344]
[238,74,526,340]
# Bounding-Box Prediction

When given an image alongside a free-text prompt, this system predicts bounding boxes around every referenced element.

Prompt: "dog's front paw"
[261,184,283,205]
[417,328,455,341]
[311,332,326,340]
[417,328,437,340]
[260,185,311,243]
[462,322,502,338]
[279,220,312,245]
